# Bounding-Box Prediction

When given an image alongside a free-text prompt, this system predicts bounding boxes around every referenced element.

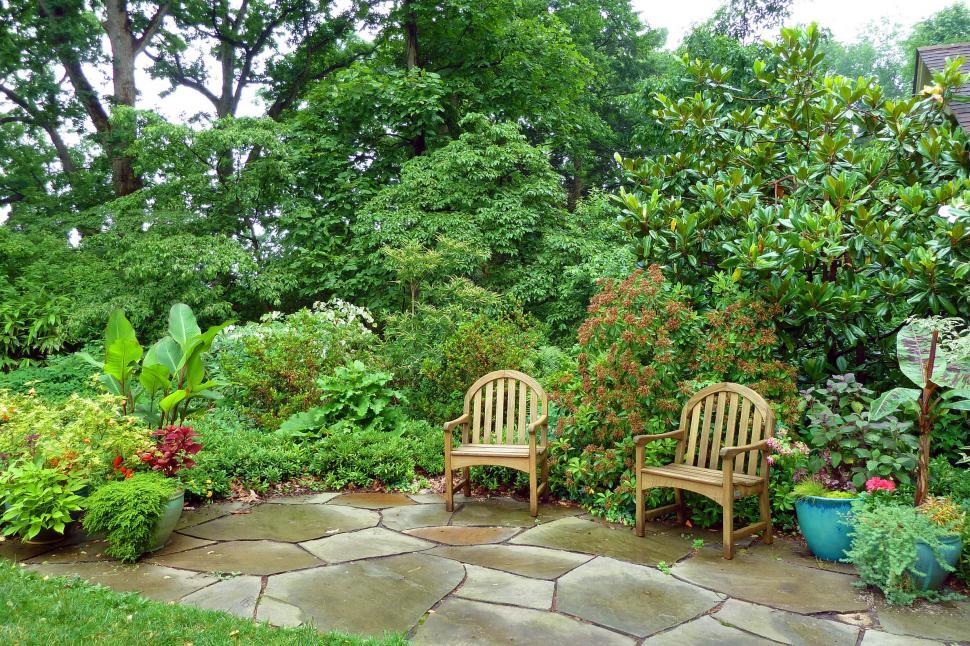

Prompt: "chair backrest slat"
[676,383,774,474]
[463,370,548,446]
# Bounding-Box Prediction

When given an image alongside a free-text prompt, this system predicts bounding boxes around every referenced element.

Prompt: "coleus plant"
[140,426,202,476]
[870,318,970,505]
[80,304,230,427]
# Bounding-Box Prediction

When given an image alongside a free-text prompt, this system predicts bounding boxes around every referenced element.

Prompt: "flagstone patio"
[3,493,968,644]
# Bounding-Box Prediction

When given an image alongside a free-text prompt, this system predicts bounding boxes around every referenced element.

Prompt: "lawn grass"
[0,563,407,646]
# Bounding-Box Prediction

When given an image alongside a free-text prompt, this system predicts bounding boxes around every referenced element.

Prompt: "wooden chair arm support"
[527,415,548,436]
[719,439,769,459]
[443,413,470,433]
[633,430,684,447]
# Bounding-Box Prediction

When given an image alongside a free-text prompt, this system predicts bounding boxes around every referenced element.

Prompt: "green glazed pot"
[148,489,185,552]
[910,534,962,591]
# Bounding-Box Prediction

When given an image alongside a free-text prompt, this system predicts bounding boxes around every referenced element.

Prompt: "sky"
[633,0,965,48]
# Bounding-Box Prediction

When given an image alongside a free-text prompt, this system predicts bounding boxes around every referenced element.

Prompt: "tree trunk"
[102,0,143,196]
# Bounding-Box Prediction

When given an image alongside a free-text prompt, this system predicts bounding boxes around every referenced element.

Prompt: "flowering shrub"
[550,267,800,524]
[139,426,202,476]
[213,300,380,429]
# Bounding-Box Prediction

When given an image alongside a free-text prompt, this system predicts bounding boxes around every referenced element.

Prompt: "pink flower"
[865,477,896,493]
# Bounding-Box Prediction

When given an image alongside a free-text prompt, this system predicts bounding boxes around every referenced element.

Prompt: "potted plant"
[786,375,917,561]
[136,424,202,549]
[846,494,965,605]
[82,472,182,562]
[0,460,86,544]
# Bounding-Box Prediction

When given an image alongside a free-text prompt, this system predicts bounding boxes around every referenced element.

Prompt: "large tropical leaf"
[103,338,143,384]
[139,363,170,399]
[168,304,201,349]
[897,322,935,388]
[159,389,188,413]
[150,336,181,374]
[105,309,137,346]
[933,358,970,390]
[869,387,920,421]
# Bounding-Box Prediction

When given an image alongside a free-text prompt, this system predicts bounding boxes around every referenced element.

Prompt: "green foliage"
[846,499,963,605]
[0,459,86,540]
[0,353,98,402]
[803,374,918,490]
[80,304,229,427]
[279,361,405,438]
[791,480,858,499]
[615,25,970,381]
[181,409,311,498]
[0,391,152,485]
[214,301,379,430]
[0,563,405,645]
[82,473,179,563]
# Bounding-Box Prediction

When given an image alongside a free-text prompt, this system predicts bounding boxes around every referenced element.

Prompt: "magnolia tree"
[614,24,970,380]
[870,318,970,505]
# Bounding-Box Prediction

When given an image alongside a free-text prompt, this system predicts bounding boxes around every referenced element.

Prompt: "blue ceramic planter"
[148,490,184,552]
[795,495,859,562]
[911,534,962,591]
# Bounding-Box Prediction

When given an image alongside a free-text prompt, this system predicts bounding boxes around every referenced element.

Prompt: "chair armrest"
[443,413,470,433]
[719,440,769,459]
[527,415,548,436]
[633,430,684,447]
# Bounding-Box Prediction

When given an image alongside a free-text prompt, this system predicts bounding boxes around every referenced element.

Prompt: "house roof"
[914,43,970,130]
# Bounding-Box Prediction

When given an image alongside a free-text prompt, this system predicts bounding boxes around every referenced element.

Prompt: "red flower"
[112,455,123,469]
[865,476,896,493]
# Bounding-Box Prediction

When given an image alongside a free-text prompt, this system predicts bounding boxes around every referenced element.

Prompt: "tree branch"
[133,2,171,56]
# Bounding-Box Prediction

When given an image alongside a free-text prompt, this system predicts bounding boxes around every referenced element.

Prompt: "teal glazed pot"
[795,495,859,561]
[148,489,185,552]
[911,534,962,591]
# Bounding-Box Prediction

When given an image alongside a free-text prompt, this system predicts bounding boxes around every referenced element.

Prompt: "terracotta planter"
[147,489,184,552]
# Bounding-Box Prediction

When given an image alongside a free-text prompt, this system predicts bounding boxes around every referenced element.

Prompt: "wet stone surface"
[2,492,958,644]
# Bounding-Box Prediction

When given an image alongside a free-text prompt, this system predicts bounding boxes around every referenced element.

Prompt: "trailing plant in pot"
[0,460,86,544]
[82,473,180,562]
[869,318,970,505]
[846,494,965,605]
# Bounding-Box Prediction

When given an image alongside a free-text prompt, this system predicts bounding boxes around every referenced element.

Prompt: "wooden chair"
[443,370,549,516]
[634,382,775,559]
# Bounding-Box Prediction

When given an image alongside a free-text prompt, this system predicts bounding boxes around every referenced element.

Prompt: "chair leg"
[444,448,454,512]
[462,467,471,496]
[722,495,734,560]
[540,458,549,501]
[636,483,645,537]
[674,488,686,524]
[529,464,538,517]
[760,486,773,545]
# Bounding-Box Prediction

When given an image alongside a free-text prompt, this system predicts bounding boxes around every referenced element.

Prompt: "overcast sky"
[633,0,966,48]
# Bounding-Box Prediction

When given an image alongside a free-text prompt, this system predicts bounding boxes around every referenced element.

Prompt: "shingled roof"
[913,43,970,130]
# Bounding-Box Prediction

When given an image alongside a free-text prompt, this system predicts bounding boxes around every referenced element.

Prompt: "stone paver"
[4,492,960,645]
[25,561,218,602]
[429,544,591,580]
[180,575,262,618]
[644,616,775,645]
[713,599,860,646]
[672,546,867,613]
[179,503,378,542]
[266,493,340,505]
[860,630,946,646]
[412,597,635,646]
[328,492,415,508]
[875,600,970,643]
[405,525,520,545]
[300,527,432,562]
[381,503,453,530]
[263,553,464,636]
[512,516,692,566]
[455,564,554,610]
[176,502,248,529]
[152,539,322,575]
[451,498,580,527]
[557,556,721,638]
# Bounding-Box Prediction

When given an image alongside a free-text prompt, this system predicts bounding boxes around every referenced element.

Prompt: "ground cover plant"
[0,563,405,646]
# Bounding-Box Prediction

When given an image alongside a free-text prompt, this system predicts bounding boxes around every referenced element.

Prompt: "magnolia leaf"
[168,304,201,349]
[869,387,920,421]
[105,309,137,346]
[159,389,188,413]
